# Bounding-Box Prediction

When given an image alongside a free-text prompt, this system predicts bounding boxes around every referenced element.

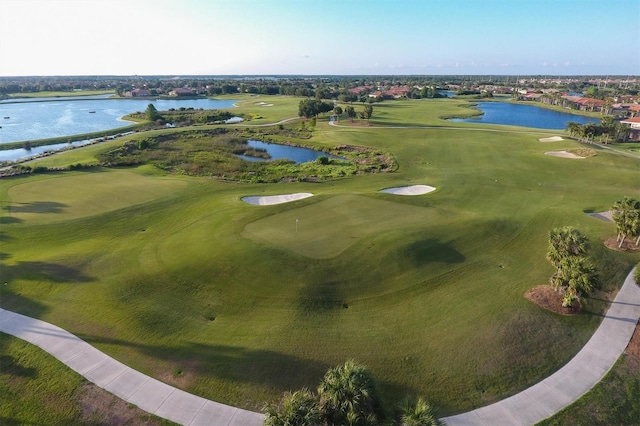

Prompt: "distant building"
[169,88,195,97]
[620,117,640,141]
[130,88,150,97]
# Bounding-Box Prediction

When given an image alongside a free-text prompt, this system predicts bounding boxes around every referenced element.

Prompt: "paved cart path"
[0,308,265,426]
[1,268,638,425]
[443,267,640,425]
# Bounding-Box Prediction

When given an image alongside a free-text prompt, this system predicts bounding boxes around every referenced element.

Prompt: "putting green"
[7,170,187,223]
[242,194,442,259]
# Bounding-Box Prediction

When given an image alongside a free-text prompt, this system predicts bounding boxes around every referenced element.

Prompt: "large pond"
[449,102,600,129]
[0,96,237,144]
[237,140,341,164]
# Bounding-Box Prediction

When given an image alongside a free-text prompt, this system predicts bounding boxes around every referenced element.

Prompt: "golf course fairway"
[1,97,638,419]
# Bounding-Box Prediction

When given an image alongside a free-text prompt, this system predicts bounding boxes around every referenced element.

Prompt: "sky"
[0,0,638,76]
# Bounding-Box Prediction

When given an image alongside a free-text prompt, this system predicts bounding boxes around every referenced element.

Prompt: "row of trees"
[299,100,374,124]
[565,118,629,143]
[546,227,597,307]
[336,105,373,123]
[264,360,443,426]
[298,99,334,119]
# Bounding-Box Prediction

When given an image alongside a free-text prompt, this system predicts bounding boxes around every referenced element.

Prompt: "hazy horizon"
[1,0,638,77]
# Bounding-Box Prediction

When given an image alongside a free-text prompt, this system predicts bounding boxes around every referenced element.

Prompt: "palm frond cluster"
[546,227,597,307]
[264,360,443,426]
[612,196,640,248]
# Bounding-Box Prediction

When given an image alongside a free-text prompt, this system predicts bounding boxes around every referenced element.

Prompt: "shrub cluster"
[264,360,443,426]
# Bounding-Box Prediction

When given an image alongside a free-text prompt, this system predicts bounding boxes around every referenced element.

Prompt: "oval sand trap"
[242,193,314,205]
[379,185,436,195]
[538,136,564,142]
[544,151,584,159]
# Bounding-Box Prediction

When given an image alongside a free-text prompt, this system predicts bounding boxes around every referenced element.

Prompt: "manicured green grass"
[1,96,638,420]
[0,333,174,425]
[243,194,444,259]
[7,169,187,223]
[0,333,84,424]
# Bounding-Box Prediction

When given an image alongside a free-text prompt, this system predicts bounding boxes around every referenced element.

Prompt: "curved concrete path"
[1,268,638,426]
[444,267,640,425]
[0,308,265,426]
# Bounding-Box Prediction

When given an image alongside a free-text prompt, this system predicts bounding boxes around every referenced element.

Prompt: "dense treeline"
[1,75,638,99]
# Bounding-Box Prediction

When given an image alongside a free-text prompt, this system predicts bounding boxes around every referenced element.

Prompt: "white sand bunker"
[544,151,585,159]
[242,193,313,206]
[539,136,564,142]
[379,185,436,196]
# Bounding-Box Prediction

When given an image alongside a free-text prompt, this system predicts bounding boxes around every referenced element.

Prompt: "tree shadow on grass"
[404,238,465,266]
[3,201,68,214]
[297,279,345,316]
[74,332,422,410]
[1,261,93,284]
[0,216,22,225]
[0,295,51,394]
[76,333,332,397]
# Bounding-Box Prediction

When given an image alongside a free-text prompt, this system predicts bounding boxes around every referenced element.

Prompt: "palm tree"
[558,256,597,307]
[547,226,588,271]
[264,388,322,426]
[546,227,596,306]
[317,360,382,426]
[613,197,640,248]
[566,122,582,138]
[400,397,444,426]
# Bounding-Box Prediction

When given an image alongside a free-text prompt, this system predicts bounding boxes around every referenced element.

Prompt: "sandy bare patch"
[604,237,640,252]
[626,321,640,361]
[242,193,314,206]
[379,185,436,196]
[538,136,564,142]
[78,383,162,425]
[524,285,580,315]
[587,210,613,222]
[544,150,585,159]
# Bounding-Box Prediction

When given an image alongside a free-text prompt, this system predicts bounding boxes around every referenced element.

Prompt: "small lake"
[449,102,600,129]
[0,96,237,144]
[237,140,341,164]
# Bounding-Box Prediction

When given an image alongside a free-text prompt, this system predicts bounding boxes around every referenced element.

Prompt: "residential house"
[169,88,195,97]
[131,88,150,97]
[620,117,640,141]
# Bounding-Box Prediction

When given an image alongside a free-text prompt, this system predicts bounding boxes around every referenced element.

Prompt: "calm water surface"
[237,140,341,164]
[449,102,600,129]
[0,96,237,144]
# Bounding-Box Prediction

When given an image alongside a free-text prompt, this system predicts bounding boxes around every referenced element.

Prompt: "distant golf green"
[1,96,638,418]
[243,194,445,259]
[8,170,187,223]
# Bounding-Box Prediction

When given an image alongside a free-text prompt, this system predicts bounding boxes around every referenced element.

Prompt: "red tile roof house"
[574,97,606,112]
[348,86,372,95]
[131,88,150,97]
[628,105,640,117]
[385,85,411,98]
[620,117,640,141]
